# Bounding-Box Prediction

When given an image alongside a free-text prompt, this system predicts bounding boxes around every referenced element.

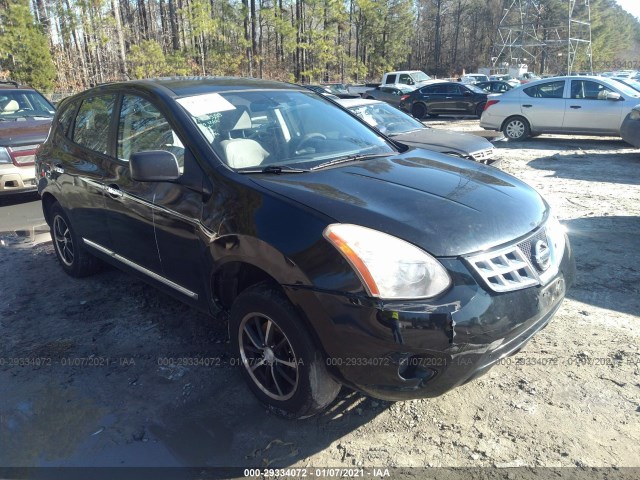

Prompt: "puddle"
[0,223,50,247]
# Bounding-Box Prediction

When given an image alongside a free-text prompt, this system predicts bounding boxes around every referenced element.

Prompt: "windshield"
[349,103,424,136]
[611,81,640,98]
[612,78,640,93]
[0,90,55,119]
[177,90,395,170]
[466,84,486,94]
[411,72,432,82]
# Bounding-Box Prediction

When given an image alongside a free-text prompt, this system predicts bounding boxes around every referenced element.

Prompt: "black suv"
[399,81,489,118]
[36,78,575,418]
[0,81,56,194]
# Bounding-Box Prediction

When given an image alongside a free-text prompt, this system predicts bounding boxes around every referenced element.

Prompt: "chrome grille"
[517,229,548,273]
[470,148,495,161]
[465,244,539,292]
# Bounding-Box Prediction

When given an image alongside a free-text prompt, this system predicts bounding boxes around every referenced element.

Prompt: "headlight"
[0,147,12,164]
[546,213,566,267]
[323,224,451,299]
[630,109,640,121]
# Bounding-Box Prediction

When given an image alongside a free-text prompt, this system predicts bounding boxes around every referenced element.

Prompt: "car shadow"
[0,191,40,207]
[497,136,634,152]
[526,150,640,185]
[0,242,390,468]
[564,216,640,317]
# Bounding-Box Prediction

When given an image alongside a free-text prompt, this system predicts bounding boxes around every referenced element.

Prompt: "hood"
[0,119,52,147]
[252,150,547,257]
[392,128,493,156]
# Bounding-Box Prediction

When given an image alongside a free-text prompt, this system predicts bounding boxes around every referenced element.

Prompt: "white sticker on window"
[177,93,236,117]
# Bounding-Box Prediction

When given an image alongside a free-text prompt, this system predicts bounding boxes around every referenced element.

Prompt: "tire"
[411,103,427,119]
[230,282,340,419]
[476,103,486,118]
[502,116,531,141]
[49,202,102,277]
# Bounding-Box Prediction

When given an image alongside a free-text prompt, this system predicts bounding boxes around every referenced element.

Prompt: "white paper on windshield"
[177,93,236,117]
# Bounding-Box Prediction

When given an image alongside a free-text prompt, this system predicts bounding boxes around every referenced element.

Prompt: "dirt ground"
[0,119,639,477]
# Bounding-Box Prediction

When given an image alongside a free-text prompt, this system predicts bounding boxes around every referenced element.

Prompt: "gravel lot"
[0,119,639,477]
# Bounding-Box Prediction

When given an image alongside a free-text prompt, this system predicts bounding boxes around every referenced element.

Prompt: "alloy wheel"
[238,313,299,401]
[53,215,74,266]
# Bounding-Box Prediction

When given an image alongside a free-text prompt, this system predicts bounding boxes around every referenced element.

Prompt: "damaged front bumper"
[284,239,575,401]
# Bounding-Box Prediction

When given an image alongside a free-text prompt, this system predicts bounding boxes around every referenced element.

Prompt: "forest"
[0,0,639,92]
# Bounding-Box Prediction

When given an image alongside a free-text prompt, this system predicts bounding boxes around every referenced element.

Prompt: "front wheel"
[230,283,340,419]
[502,116,531,141]
[49,202,102,277]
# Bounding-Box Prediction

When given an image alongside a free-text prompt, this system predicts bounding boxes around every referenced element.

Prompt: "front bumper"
[285,238,575,401]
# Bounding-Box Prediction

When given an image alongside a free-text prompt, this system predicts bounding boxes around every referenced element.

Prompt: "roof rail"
[0,80,20,87]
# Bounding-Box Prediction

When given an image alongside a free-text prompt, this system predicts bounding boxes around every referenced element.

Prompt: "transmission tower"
[491,0,593,75]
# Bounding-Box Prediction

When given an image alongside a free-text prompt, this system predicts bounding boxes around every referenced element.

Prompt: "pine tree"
[0,0,56,90]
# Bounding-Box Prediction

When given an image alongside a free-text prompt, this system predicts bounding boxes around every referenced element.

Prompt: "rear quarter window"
[524,81,565,99]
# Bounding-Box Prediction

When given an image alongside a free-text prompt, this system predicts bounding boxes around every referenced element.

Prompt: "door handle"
[105,184,123,198]
[570,105,582,109]
[522,104,532,108]
[445,97,453,99]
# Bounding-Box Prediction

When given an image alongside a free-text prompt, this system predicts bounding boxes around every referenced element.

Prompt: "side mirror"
[130,150,180,182]
[606,91,622,101]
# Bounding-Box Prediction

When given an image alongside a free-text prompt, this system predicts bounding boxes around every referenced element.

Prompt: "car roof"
[89,77,304,98]
[336,98,381,108]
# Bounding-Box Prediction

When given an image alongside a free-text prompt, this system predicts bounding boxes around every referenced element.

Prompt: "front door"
[563,80,624,134]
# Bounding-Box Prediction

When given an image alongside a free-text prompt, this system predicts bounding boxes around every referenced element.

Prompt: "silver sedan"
[480,76,640,140]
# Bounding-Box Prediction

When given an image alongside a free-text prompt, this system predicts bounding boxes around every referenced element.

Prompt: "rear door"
[563,79,624,134]
[520,80,567,131]
[57,95,115,249]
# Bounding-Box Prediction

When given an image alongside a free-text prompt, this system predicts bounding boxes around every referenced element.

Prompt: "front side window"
[524,81,565,99]
[73,95,116,154]
[570,80,613,100]
[117,95,184,168]
[177,90,394,170]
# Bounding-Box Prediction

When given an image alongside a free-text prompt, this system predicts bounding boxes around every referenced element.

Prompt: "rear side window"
[73,95,116,154]
[524,81,565,99]
[385,74,397,84]
[56,101,78,136]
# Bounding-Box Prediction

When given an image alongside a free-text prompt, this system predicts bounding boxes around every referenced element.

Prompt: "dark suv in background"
[399,81,489,119]
[0,81,56,194]
[36,78,574,418]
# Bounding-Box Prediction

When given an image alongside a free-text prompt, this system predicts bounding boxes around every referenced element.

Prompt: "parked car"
[302,85,340,100]
[518,72,541,83]
[399,81,489,118]
[362,85,415,106]
[475,81,515,94]
[489,75,521,87]
[461,74,489,84]
[610,77,640,93]
[620,104,640,147]
[338,98,497,163]
[0,81,56,194]
[481,75,640,140]
[36,77,575,418]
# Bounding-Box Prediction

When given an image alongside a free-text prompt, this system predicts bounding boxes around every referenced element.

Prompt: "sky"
[616,0,640,19]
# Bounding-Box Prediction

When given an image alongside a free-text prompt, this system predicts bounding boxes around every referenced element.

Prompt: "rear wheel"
[49,202,102,277]
[411,103,427,119]
[230,282,340,419]
[502,116,531,141]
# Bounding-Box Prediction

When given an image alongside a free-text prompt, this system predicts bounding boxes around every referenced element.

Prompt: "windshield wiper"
[238,164,309,174]
[310,152,391,171]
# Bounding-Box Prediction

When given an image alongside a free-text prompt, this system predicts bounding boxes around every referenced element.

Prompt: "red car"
[0,81,56,194]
